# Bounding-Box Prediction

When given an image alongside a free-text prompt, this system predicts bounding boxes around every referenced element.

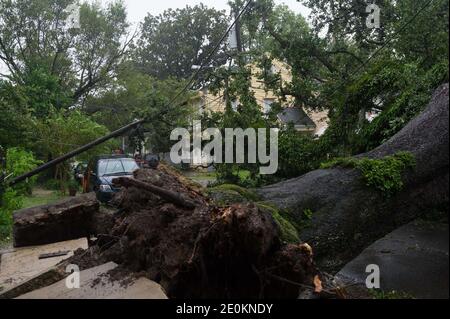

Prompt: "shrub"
[0,188,23,241]
[6,147,42,195]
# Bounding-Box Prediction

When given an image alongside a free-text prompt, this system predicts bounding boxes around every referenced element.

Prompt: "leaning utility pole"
[3,120,144,189]
[224,6,244,113]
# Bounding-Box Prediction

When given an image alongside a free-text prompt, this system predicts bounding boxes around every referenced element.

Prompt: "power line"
[201,94,225,108]
[154,0,437,121]
[145,0,254,123]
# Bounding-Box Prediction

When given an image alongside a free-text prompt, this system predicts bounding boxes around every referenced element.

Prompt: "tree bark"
[257,84,449,271]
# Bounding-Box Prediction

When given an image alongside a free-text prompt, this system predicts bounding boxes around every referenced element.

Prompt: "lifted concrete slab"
[0,238,88,293]
[336,221,449,299]
[17,262,168,299]
[13,193,98,247]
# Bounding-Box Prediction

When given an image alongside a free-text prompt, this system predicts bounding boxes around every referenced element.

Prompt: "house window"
[263,99,274,114]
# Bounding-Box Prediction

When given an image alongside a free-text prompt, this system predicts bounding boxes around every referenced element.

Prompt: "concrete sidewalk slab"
[336,220,449,299]
[0,238,88,293]
[17,262,168,299]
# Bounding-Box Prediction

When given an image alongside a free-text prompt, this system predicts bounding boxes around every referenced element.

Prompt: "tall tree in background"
[84,62,197,153]
[0,0,133,110]
[135,4,228,81]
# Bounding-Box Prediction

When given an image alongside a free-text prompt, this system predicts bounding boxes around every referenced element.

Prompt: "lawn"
[183,171,218,187]
[21,189,65,209]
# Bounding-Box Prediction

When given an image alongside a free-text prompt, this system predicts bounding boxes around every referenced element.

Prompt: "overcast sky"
[98,0,311,25]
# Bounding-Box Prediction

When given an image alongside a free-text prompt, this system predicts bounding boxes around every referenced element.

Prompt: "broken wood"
[112,177,197,209]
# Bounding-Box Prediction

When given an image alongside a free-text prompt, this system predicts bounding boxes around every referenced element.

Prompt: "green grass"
[187,171,218,181]
[21,191,64,209]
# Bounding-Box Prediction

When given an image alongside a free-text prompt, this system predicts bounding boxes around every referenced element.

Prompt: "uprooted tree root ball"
[70,165,319,298]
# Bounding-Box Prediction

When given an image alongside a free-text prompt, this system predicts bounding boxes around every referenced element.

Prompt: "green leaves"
[321,152,416,196]
[5,147,42,195]
[85,64,196,153]
[35,110,113,162]
[135,4,228,80]
[277,125,319,178]
[0,0,132,104]
[0,187,22,240]
[0,147,40,239]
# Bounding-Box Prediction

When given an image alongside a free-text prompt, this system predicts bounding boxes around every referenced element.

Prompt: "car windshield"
[98,159,139,176]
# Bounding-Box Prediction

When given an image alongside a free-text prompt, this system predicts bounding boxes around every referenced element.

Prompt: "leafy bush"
[0,188,23,241]
[35,110,117,193]
[277,126,323,178]
[321,152,416,196]
[6,147,42,195]
[276,123,342,179]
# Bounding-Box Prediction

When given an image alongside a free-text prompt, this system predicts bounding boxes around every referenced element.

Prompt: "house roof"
[277,107,316,129]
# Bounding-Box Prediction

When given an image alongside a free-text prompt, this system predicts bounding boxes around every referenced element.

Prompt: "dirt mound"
[70,164,319,298]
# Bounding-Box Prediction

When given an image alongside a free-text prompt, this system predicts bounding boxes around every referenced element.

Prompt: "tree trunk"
[257,84,449,271]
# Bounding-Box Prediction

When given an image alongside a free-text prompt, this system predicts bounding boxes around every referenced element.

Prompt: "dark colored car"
[83,155,139,202]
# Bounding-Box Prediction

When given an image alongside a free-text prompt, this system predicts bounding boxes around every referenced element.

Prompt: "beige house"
[196,60,329,136]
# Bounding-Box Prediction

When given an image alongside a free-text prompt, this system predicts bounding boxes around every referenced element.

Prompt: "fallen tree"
[257,84,449,271]
[10,85,447,298]
[11,167,321,299]
[101,169,320,298]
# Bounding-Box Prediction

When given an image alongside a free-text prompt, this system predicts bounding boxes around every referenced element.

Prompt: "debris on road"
[0,238,88,294]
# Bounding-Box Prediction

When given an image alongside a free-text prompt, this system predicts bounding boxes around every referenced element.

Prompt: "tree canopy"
[135,4,228,81]
[0,0,133,106]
